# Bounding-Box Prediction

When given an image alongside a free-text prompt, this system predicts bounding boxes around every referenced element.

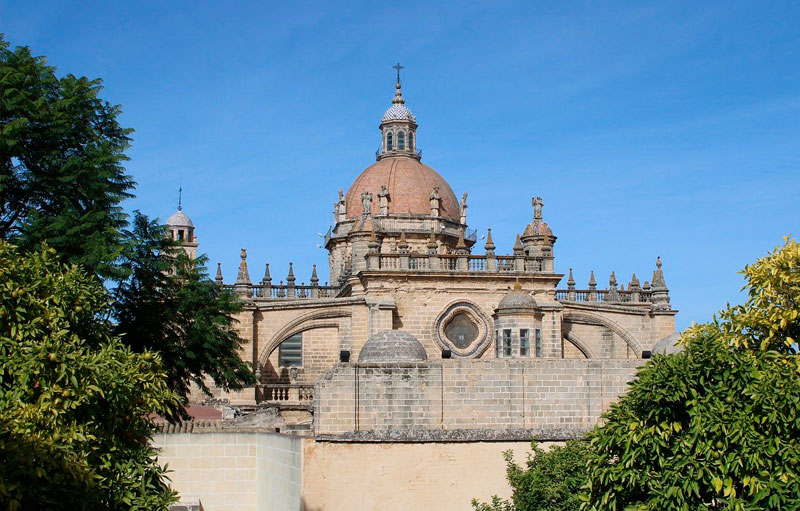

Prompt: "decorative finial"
[391,63,406,105]
[178,186,183,211]
[428,228,437,248]
[310,264,319,285]
[513,278,522,291]
[235,249,251,286]
[588,270,597,287]
[399,230,408,245]
[485,228,495,250]
[609,270,617,287]
[513,234,523,251]
[456,228,466,249]
[567,268,575,286]
[215,262,223,285]
[263,263,271,282]
[656,256,662,269]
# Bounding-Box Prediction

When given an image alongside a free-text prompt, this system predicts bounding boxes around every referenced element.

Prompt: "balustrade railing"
[556,289,652,304]
[260,384,314,403]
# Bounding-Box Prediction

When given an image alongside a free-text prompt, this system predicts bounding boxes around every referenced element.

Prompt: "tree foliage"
[583,237,800,511]
[473,441,592,511]
[113,212,255,407]
[0,241,179,510]
[0,35,134,280]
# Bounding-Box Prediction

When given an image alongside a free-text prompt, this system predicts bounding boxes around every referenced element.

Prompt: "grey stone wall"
[315,359,644,440]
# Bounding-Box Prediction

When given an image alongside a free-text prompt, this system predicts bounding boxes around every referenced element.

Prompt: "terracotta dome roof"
[358,330,428,363]
[166,209,194,228]
[345,156,459,221]
[523,221,552,237]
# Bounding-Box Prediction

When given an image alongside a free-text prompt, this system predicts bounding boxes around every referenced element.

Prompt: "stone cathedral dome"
[345,157,459,221]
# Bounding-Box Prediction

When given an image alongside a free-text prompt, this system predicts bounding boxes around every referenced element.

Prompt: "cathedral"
[159,72,680,511]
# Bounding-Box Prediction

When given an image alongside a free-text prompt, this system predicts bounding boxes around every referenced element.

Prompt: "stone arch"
[561,310,643,357]
[259,308,352,366]
[562,331,595,359]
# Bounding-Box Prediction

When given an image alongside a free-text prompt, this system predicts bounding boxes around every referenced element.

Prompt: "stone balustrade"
[555,289,653,304]
[259,384,315,404]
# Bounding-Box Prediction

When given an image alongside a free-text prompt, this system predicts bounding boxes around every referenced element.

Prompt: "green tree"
[473,441,592,511]
[583,237,800,511]
[0,241,180,510]
[113,212,255,408]
[0,35,134,280]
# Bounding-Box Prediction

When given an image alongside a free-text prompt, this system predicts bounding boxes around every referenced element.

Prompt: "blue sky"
[3,1,799,330]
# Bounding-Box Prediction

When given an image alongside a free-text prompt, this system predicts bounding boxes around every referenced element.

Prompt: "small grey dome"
[166,209,194,228]
[652,332,682,355]
[358,330,427,363]
[382,104,416,123]
[497,288,537,311]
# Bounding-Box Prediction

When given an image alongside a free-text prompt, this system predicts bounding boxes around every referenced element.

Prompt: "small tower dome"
[497,281,537,312]
[165,188,198,259]
[358,330,428,363]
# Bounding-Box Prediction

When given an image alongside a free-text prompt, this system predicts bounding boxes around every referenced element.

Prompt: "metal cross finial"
[393,62,404,84]
[178,185,183,211]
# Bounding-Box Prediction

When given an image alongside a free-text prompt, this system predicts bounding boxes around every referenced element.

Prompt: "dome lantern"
[379,63,418,160]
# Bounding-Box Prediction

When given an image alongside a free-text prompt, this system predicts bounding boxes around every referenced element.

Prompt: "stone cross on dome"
[393,62,404,85]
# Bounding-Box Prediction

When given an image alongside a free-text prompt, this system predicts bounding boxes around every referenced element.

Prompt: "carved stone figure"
[460,192,468,225]
[532,196,543,222]
[336,188,347,223]
[361,191,373,216]
[429,187,441,218]
[377,185,390,215]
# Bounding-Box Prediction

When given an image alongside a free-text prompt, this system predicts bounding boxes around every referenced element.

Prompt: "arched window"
[386,132,393,151]
[279,333,303,367]
[398,131,405,150]
[408,131,413,151]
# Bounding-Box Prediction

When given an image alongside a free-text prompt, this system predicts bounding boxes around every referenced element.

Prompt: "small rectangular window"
[279,333,303,367]
[535,329,542,357]
[178,229,185,241]
[520,329,529,357]
[495,330,501,358]
[503,329,512,357]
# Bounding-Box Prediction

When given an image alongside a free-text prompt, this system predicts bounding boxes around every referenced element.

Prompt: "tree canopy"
[113,212,255,407]
[0,241,179,510]
[583,237,800,510]
[472,441,592,511]
[0,35,135,280]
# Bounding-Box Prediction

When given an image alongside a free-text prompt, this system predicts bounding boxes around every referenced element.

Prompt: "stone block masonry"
[314,359,645,440]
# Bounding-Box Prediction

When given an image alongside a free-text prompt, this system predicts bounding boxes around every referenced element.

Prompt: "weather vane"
[393,62,404,85]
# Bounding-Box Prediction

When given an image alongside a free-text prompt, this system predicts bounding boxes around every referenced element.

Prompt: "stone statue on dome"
[430,187,441,218]
[532,196,543,222]
[361,191,373,216]
[336,188,347,223]
[378,185,390,215]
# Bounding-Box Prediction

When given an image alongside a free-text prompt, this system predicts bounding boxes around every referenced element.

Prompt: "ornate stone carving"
[460,192,468,225]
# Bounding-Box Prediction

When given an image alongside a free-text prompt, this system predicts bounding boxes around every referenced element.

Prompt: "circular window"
[444,313,478,349]
[432,301,493,358]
